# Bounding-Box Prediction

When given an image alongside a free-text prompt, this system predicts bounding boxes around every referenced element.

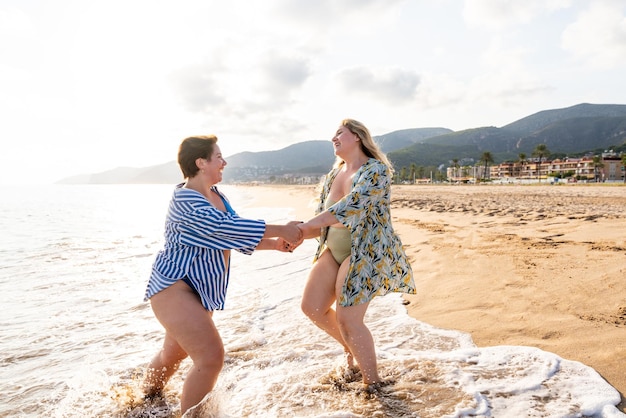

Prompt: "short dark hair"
[178,135,218,178]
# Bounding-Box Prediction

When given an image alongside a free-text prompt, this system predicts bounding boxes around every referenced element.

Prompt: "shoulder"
[170,187,215,216]
[173,187,207,203]
[361,159,390,176]
[368,158,387,169]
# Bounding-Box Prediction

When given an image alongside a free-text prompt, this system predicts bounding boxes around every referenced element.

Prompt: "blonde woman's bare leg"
[335,302,379,384]
[334,261,381,385]
[148,281,225,415]
[301,250,351,356]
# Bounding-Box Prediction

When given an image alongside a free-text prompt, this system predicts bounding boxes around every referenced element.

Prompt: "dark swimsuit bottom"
[181,277,197,295]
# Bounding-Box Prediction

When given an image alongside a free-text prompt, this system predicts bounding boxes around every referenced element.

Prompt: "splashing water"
[0,185,622,417]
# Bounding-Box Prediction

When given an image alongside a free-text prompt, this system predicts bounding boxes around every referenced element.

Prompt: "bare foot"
[143,389,164,402]
[363,379,395,394]
[341,366,362,383]
[344,350,356,369]
[319,365,362,387]
[128,393,170,418]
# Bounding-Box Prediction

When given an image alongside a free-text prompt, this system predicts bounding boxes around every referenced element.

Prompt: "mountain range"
[57,103,626,184]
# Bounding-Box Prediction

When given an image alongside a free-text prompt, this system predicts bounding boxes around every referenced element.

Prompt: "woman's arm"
[297,210,337,239]
[254,238,293,251]
[264,223,303,244]
[177,208,266,254]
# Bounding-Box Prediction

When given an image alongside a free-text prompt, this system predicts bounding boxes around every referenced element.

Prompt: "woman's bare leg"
[334,261,381,385]
[335,302,380,384]
[147,281,225,415]
[144,332,187,397]
[301,250,351,356]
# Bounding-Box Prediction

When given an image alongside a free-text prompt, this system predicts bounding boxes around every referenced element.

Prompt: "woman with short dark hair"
[142,135,302,414]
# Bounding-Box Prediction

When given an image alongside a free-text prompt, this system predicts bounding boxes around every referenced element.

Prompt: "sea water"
[0,184,623,418]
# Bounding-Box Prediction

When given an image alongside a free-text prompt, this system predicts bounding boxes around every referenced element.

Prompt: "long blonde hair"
[333,118,394,174]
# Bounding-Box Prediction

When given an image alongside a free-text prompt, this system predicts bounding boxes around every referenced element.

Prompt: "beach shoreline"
[239,183,626,412]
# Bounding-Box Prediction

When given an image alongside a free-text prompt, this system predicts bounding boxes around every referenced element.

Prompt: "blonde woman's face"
[331,126,358,155]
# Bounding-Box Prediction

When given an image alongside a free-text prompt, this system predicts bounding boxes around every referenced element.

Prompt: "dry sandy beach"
[243,183,626,412]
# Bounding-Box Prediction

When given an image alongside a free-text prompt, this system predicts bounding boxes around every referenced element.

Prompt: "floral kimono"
[315,158,416,306]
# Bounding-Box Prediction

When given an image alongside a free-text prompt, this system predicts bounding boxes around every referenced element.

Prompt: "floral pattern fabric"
[314,158,416,306]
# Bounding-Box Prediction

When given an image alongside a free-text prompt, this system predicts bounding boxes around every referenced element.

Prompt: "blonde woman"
[297,119,416,388]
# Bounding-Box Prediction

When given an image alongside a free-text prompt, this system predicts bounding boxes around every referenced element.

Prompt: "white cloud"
[1,0,625,184]
[464,0,571,29]
[0,8,40,70]
[561,1,626,69]
[259,51,312,91]
[335,67,420,104]
[476,37,552,99]
[274,0,405,26]
[414,72,466,109]
[468,71,552,104]
[170,61,227,113]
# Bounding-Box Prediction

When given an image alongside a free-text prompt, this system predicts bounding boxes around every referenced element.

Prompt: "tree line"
[394,144,626,184]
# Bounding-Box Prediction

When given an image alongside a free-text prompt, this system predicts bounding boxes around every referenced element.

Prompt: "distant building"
[599,151,624,182]
[448,152,625,183]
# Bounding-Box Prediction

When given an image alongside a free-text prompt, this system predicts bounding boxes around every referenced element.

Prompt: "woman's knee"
[301,297,325,322]
[191,340,225,371]
[336,315,354,337]
[301,282,337,321]
[336,305,368,337]
[158,336,188,366]
[184,322,224,373]
[160,347,187,367]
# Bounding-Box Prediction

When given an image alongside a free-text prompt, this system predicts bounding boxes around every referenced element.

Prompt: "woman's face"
[203,144,227,183]
[331,125,359,156]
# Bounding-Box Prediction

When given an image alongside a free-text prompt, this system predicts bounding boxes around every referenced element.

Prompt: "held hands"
[277,221,304,252]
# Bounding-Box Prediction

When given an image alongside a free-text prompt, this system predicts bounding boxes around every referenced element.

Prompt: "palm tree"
[532,144,550,182]
[480,151,494,181]
[517,153,527,179]
[401,166,411,183]
[409,163,417,184]
[417,166,425,180]
[592,156,605,183]
[451,158,460,181]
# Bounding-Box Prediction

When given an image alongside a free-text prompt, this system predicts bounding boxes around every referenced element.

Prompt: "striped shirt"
[144,184,266,310]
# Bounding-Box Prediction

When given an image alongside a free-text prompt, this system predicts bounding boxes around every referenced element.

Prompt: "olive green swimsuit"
[325,199,351,264]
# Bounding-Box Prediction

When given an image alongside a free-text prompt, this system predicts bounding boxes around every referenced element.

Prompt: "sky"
[1,0,625,185]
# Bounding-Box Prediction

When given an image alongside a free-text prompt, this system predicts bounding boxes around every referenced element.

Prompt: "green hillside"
[56,103,626,184]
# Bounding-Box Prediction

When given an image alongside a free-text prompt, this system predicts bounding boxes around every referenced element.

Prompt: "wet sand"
[243,183,626,412]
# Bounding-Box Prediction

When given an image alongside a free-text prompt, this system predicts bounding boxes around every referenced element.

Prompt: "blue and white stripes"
[144,185,266,310]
